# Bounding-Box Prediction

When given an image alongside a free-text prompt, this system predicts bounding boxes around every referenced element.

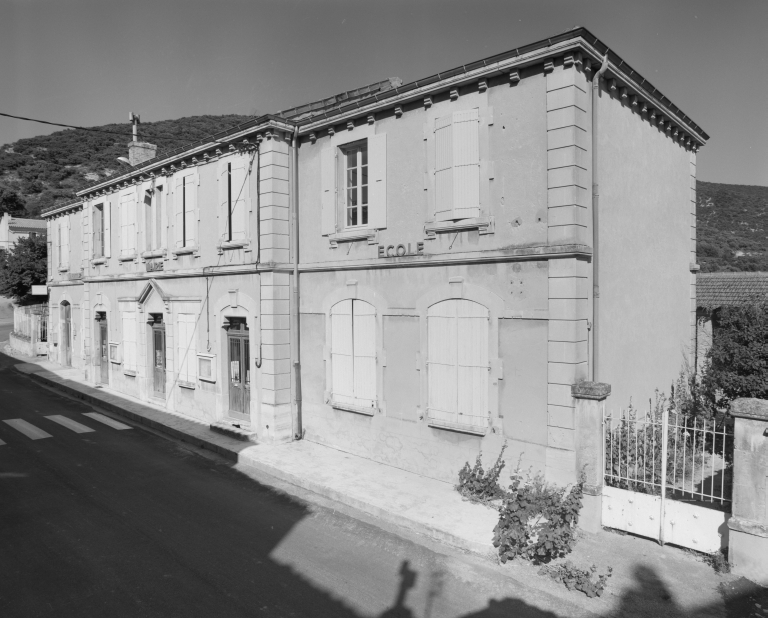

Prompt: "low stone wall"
[9,331,34,357]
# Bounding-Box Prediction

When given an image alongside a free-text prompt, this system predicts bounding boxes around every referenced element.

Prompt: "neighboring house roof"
[697,272,768,309]
[8,218,47,232]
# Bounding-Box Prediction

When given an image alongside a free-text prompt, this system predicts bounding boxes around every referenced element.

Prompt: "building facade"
[42,28,706,485]
[0,213,47,253]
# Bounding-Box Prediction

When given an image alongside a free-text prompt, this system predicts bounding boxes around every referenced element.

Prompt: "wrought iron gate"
[603,407,733,553]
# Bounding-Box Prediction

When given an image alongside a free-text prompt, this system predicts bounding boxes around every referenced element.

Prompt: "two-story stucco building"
[0,213,47,253]
[42,28,706,486]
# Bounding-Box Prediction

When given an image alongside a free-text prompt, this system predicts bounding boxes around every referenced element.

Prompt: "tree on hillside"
[0,188,26,216]
[701,302,768,409]
[0,235,47,303]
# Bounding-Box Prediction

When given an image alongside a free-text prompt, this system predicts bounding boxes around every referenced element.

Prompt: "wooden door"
[62,303,71,366]
[99,321,109,384]
[227,320,250,420]
[152,325,166,397]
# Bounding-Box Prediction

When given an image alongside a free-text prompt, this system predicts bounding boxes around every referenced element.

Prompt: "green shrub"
[538,562,612,597]
[492,465,583,564]
[456,442,507,504]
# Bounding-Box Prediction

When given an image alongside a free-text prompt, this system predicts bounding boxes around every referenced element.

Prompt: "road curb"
[13,363,495,559]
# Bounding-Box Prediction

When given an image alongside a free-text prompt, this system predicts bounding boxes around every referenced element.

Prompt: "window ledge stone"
[118,253,137,262]
[172,245,198,256]
[141,249,166,259]
[427,417,488,436]
[58,266,69,272]
[123,369,137,377]
[329,399,378,416]
[328,228,378,248]
[424,216,494,239]
[219,240,249,252]
[91,257,107,265]
[178,380,196,390]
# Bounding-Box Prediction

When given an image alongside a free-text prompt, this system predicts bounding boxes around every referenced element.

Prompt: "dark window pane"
[362,165,368,185]
[361,146,368,166]
[348,208,358,226]
[362,186,368,205]
[347,169,357,188]
[362,206,368,225]
[347,188,357,206]
[346,151,356,169]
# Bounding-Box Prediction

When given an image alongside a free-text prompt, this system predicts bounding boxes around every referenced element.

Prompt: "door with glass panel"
[150,316,166,398]
[61,302,72,367]
[227,319,250,421]
[98,317,109,385]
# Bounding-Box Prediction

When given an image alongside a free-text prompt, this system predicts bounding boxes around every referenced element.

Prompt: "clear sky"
[1,0,766,186]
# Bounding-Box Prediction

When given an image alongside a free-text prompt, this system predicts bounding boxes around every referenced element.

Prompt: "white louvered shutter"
[159,184,168,250]
[452,109,481,220]
[218,161,229,241]
[352,300,377,406]
[178,313,196,382]
[93,204,102,258]
[185,174,197,246]
[427,299,488,427]
[230,158,248,240]
[174,175,184,248]
[331,299,354,404]
[63,217,71,269]
[456,299,489,427]
[103,197,111,257]
[121,311,136,371]
[368,134,387,230]
[427,300,458,422]
[320,147,337,235]
[434,114,454,222]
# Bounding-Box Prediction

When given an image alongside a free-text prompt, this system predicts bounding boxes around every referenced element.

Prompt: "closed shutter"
[434,109,480,222]
[120,192,136,256]
[174,175,184,247]
[185,174,197,246]
[93,205,102,258]
[452,109,481,220]
[434,115,454,222]
[320,147,336,235]
[352,301,377,406]
[159,184,167,250]
[177,313,196,383]
[218,161,229,241]
[230,158,248,240]
[121,311,136,371]
[103,197,111,257]
[331,299,354,404]
[368,134,387,230]
[427,299,488,426]
[60,218,70,269]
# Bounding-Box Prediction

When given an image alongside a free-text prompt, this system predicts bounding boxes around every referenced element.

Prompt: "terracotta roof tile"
[697,272,768,308]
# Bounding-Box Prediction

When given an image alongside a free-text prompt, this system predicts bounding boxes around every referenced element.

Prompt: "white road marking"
[2,419,52,440]
[45,415,95,434]
[82,412,132,430]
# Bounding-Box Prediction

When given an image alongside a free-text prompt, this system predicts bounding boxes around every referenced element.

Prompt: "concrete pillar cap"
[571,381,611,400]
[730,398,768,420]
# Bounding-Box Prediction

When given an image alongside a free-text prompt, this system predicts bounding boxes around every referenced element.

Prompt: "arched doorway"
[225,317,250,422]
[95,311,109,385]
[60,301,71,367]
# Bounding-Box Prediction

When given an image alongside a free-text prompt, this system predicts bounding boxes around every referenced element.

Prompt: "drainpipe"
[290,126,303,439]
[591,53,609,383]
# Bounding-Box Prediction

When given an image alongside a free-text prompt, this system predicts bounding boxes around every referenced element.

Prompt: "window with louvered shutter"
[177,313,197,383]
[434,108,480,222]
[120,192,136,256]
[121,311,137,372]
[331,299,377,408]
[427,299,489,427]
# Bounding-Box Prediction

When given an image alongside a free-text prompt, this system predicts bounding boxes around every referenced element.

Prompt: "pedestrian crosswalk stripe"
[2,419,52,440]
[45,415,95,434]
[82,412,132,430]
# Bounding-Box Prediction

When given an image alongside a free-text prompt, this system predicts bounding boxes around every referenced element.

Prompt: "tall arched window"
[427,299,489,428]
[330,299,376,408]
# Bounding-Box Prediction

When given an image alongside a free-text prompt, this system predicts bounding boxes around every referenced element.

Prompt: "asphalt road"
[0,343,583,618]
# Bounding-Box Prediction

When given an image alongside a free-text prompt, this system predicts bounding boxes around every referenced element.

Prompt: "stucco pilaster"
[259,135,291,264]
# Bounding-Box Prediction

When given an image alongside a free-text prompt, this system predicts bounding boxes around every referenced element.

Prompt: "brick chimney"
[128,141,157,166]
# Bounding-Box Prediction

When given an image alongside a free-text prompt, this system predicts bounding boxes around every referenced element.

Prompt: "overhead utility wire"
[0,111,244,147]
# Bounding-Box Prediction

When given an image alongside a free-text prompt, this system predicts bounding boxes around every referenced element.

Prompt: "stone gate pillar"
[572,381,611,533]
[728,398,768,584]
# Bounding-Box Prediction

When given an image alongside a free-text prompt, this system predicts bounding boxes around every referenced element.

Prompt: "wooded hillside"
[1,117,766,272]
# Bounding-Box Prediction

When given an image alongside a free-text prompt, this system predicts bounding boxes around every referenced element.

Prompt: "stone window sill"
[330,398,378,416]
[123,369,137,377]
[173,245,198,256]
[220,240,249,251]
[424,216,494,239]
[91,257,107,265]
[58,266,69,273]
[427,417,487,436]
[328,228,378,248]
[142,249,166,259]
[178,380,196,390]
[119,253,137,262]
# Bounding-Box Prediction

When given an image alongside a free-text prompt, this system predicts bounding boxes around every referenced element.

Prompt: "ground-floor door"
[61,302,71,367]
[227,319,250,422]
[99,319,109,385]
[152,322,166,398]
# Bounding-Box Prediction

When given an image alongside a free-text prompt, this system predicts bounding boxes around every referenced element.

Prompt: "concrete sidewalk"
[8,355,762,617]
